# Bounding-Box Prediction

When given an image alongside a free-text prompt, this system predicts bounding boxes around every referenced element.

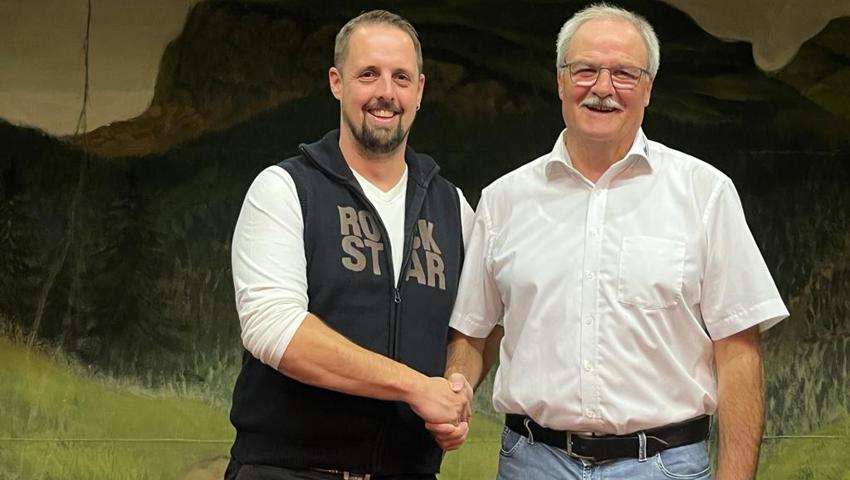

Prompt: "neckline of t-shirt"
[351,166,408,204]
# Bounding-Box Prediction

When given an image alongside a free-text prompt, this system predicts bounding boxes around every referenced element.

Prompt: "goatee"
[344,100,410,155]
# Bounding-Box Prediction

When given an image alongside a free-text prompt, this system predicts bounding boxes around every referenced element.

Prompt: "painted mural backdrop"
[1,1,849,479]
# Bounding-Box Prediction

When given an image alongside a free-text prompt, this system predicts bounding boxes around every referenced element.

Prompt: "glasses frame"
[559,62,652,90]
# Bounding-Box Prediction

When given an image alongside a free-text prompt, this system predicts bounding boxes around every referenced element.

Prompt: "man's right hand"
[408,375,471,425]
[416,373,474,451]
[425,420,469,451]
[447,372,473,422]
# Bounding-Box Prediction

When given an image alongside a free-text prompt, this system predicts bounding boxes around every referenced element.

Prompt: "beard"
[343,100,411,156]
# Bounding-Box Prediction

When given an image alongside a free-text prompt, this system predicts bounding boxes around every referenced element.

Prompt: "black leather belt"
[505,414,710,462]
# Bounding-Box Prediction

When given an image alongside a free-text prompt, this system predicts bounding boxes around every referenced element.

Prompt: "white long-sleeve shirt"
[232,165,474,368]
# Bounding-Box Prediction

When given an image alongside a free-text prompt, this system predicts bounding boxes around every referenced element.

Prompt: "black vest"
[228,130,464,475]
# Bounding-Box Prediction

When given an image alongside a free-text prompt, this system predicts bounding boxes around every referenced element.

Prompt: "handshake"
[408,373,474,451]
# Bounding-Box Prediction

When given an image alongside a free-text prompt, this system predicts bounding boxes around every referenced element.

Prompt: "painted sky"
[0,0,196,135]
[1,0,848,136]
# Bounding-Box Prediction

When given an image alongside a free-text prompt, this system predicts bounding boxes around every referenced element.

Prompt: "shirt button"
[585,408,595,418]
[584,315,593,325]
[585,271,595,280]
[583,361,593,372]
[589,228,599,237]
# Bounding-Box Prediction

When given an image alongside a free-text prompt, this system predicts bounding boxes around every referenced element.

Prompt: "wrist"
[397,366,428,405]
[446,365,477,387]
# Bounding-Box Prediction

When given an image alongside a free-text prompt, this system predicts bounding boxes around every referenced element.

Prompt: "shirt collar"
[544,128,653,179]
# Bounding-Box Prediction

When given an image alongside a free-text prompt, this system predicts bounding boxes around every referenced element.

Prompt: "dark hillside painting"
[1,1,848,478]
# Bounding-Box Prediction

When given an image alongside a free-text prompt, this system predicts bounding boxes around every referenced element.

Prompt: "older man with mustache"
[433,3,789,480]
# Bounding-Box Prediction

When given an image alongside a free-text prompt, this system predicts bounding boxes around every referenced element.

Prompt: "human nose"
[374,74,395,99]
[591,67,614,95]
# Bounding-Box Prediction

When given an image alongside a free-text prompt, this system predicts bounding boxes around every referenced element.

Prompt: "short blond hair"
[334,10,423,74]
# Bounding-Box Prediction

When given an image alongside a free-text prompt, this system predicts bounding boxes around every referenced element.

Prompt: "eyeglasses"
[560,62,651,90]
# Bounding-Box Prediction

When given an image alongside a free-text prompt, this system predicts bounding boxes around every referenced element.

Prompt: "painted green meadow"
[3,336,849,479]
[0,337,232,480]
[759,414,850,480]
[439,416,501,479]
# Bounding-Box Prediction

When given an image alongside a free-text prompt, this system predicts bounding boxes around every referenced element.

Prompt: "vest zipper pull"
[393,288,402,304]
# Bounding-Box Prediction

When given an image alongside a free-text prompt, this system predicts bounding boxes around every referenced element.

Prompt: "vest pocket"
[617,236,685,310]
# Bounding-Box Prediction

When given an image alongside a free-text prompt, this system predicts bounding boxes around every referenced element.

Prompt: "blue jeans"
[496,426,713,480]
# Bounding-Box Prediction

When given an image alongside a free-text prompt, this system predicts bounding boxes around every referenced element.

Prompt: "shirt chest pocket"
[617,236,685,310]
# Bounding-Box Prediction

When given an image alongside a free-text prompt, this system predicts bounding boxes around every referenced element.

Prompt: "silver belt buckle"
[565,432,596,461]
[343,473,371,480]
[315,469,371,480]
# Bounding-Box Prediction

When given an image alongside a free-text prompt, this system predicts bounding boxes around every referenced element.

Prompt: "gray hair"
[334,10,423,74]
[555,3,660,77]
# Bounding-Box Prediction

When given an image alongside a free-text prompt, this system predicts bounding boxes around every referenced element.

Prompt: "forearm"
[715,326,764,480]
[480,325,504,386]
[445,328,489,388]
[278,313,425,404]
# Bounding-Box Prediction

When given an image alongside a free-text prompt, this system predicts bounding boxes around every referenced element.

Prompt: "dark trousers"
[225,459,437,480]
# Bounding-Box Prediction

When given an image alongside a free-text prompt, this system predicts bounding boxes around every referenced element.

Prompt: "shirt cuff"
[261,310,310,368]
[708,299,790,340]
[449,313,496,338]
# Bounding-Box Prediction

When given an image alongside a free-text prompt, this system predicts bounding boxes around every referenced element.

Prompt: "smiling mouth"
[368,109,398,119]
[584,105,618,113]
[580,94,623,114]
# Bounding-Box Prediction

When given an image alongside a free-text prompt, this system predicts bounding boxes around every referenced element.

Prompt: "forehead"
[344,24,418,71]
[568,18,648,66]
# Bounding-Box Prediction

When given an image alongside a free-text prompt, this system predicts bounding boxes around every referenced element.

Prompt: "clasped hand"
[419,373,473,451]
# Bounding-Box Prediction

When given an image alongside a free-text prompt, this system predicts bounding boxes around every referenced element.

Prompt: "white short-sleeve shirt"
[449,129,789,435]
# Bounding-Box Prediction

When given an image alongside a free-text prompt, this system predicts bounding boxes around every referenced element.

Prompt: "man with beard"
[225,10,474,480]
[431,4,788,480]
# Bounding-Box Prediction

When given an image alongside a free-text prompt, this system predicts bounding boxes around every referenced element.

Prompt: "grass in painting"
[3,332,847,480]
[438,414,502,480]
[758,413,850,480]
[0,337,232,480]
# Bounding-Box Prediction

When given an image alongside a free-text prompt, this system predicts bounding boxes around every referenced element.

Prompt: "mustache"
[364,98,402,113]
[580,95,623,111]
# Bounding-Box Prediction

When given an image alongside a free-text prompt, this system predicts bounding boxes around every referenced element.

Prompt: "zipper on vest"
[337,179,402,358]
[390,217,418,358]
[299,145,407,360]
[298,145,438,473]
[390,287,402,358]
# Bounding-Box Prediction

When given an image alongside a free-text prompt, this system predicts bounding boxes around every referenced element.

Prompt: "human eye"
[359,69,378,81]
[613,67,641,81]
[394,72,412,85]
[571,63,598,79]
